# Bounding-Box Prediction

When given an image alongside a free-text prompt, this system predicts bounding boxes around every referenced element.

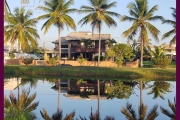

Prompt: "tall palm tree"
[120,0,163,67]
[78,0,120,66]
[4,7,39,60]
[160,97,176,120]
[37,0,77,65]
[4,0,11,21]
[4,89,39,120]
[162,7,176,46]
[147,81,171,100]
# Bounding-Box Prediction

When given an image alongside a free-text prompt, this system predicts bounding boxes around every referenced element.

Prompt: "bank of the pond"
[4,66,176,79]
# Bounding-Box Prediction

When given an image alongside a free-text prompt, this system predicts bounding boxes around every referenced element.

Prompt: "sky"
[6,0,176,49]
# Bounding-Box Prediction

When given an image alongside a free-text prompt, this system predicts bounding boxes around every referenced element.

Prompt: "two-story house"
[53,31,111,60]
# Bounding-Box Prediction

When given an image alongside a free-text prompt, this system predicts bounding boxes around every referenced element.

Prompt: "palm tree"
[4,89,39,120]
[149,44,165,58]
[121,102,158,120]
[78,0,120,66]
[4,0,11,21]
[80,38,94,59]
[147,81,171,100]
[162,7,176,46]
[4,7,39,60]
[160,97,176,120]
[37,0,77,65]
[120,0,163,67]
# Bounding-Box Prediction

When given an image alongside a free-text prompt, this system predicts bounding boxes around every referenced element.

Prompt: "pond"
[4,77,176,120]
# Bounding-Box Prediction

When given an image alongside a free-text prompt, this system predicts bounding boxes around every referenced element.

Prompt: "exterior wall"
[6,59,139,68]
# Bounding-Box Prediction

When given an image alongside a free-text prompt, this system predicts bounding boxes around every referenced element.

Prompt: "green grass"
[143,60,176,68]
[4,65,176,80]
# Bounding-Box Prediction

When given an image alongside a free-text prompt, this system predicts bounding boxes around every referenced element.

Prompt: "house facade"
[150,44,176,60]
[52,31,111,60]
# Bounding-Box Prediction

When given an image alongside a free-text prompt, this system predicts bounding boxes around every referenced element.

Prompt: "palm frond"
[146,105,158,120]
[161,29,175,40]
[148,15,164,21]
[160,106,175,119]
[40,109,52,120]
[120,15,136,22]
[122,22,139,38]
[162,20,175,26]
[121,102,137,120]
[169,35,176,46]
[145,22,160,42]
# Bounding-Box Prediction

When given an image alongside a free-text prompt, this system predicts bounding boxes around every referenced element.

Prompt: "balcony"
[71,47,105,53]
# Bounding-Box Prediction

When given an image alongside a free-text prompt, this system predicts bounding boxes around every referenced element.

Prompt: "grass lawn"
[4,65,176,80]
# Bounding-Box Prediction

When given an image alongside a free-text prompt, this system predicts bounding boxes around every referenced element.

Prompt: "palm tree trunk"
[58,27,61,65]
[140,37,144,68]
[98,29,101,67]
[18,40,20,64]
[57,79,61,113]
[98,79,100,118]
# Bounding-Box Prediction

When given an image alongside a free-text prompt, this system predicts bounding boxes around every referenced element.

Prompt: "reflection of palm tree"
[20,78,38,88]
[160,97,176,120]
[121,102,158,120]
[57,79,61,113]
[97,79,100,118]
[121,80,158,120]
[40,109,75,120]
[4,89,39,119]
[80,107,114,120]
[147,81,171,99]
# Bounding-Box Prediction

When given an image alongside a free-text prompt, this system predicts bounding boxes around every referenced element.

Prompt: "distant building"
[150,44,176,60]
[52,31,111,60]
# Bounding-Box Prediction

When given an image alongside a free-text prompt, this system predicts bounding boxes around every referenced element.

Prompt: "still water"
[4,77,176,120]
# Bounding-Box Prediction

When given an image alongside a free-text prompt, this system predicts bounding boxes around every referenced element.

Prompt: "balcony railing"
[71,47,105,53]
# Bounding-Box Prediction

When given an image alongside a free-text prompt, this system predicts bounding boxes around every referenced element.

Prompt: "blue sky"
[6,0,176,49]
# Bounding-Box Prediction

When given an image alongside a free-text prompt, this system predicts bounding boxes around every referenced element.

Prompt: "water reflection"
[4,77,176,120]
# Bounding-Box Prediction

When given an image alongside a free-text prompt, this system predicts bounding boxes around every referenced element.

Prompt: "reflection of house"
[52,31,111,60]
[4,78,21,90]
[67,80,105,95]
[52,79,107,99]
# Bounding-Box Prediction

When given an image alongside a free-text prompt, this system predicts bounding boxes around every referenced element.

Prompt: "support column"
[68,42,71,59]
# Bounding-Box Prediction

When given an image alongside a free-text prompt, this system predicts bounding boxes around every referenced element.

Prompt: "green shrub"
[9,50,16,59]
[47,57,58,66]
[153,57,172,69]
[115,57,124,67]
[77,56,87,66]
[94,56,105,61]
[22,57,33,65]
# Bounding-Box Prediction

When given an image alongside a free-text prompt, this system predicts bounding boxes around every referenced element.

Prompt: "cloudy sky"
[6,0,176,49]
